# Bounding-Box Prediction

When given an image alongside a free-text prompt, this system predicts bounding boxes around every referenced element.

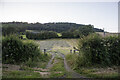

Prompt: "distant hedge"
[2,35,41,64]
[26,31,58,40]
[77,34,120,67]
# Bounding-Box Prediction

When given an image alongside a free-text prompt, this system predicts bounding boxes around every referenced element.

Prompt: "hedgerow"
[77,34,120,67]
[2,35,41,64]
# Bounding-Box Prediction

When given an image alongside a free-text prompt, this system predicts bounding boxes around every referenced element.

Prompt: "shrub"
[77,33,120,67]
[2,35,41,64]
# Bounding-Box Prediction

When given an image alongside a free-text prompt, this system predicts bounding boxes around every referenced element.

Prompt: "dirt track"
[36,39,85,78]
[59,52,85,78]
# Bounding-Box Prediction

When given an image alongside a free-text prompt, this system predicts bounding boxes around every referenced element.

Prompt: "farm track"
[58,52,85,78]
[46,53,56,69]
[45,51,85,78]
[37,39,85,78]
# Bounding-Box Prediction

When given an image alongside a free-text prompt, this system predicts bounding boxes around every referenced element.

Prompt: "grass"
[24,53,51,68]
[75,67,119,78]
[20,35,27,39]
[65,53,78,69]
[65,52,119,78]
[2,53,51,78]
[49,56,69,78]
[65,39,78,46]
[96,32,119,37]
[57,33,62,37]
[2,70,41,78]
[52,49,70,55]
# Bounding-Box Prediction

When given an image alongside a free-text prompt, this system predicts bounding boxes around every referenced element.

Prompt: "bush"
[2,35,41,64]
[77,34,120,67]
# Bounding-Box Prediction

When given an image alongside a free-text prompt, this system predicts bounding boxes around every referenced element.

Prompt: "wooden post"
[70,49,72,53]
[74,50,76,54]
[44,49,46,55]
[103,28,105,37]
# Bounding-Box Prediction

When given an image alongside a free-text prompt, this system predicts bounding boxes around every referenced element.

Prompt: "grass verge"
[2,70,41,78]
[65,53,119,78]
[2,53,51,78]
[75,67,119,78]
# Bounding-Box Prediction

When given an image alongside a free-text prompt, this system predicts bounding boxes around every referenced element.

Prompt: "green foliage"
[2,26,18,36]
[50,57,67,78]
[26,31,58,40]
[2,22,27,36]
[77,34,120,67]
[24,58,37,67]
[3,70,41,78]
[57,33,62,37]
[2,22,103,37]
[61,31,75,38]
[19,35,27,40]
[78,25,95,36]
[2,35,41,64]
[66,53,78,69]
[61,25,95,38]
[76,68,119,78]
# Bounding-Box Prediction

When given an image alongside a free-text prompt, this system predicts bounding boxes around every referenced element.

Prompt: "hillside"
[2,22,103,33]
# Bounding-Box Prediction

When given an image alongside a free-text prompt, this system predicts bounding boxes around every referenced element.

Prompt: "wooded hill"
[2,22,104,39]
[2,22,103,33]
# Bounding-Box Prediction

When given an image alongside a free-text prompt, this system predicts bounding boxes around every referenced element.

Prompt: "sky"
[0,0,119,32]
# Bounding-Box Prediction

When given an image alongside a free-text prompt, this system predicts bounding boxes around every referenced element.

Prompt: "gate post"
[44,49,46,55]
[70,49,72,53]
[74,50,76,54]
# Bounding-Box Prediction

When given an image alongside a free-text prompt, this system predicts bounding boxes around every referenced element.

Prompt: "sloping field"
[96,32,119,37]
[35,39,79,54]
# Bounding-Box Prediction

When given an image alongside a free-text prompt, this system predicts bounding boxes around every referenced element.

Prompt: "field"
[96,32,119,37]
[35,39,78,54]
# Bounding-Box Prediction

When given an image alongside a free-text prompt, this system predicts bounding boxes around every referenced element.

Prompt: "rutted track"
[46,53,56,69]
[58,52,85,78]
[36,39,85,78]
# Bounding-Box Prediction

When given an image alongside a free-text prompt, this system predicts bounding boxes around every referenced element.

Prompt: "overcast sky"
[0,0,119,32]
